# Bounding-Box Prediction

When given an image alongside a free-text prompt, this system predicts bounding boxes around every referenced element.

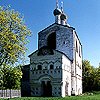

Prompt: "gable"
[29,48,72,65]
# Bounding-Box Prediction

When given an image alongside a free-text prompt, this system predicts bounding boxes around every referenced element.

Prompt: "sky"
[0,0,100,67]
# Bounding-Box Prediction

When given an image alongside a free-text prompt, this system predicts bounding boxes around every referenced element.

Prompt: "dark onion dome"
[60,13,67,20]
[53,8,62,16]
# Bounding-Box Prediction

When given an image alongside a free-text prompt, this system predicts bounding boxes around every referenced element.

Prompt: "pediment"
[37,46,54,56]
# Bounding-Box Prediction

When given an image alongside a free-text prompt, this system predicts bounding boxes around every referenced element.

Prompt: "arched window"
[47,32,56,49]
[50,64,54,70]
[37,65,42,70]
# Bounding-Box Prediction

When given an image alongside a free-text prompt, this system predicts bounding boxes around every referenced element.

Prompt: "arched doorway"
[41,81,52,97]
[47,32,56,49]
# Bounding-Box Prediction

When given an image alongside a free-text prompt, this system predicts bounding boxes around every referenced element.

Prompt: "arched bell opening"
[47,32,56,49]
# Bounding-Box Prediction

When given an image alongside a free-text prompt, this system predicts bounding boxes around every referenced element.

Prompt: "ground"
[1,92,100,100]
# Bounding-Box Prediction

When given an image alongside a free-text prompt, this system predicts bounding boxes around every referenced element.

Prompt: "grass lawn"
[1,94,100,100]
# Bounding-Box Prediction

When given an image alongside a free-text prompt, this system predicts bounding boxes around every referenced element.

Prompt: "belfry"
[21,0,82,97]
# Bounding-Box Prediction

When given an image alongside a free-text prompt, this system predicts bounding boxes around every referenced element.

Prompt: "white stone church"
[21,1,82,97]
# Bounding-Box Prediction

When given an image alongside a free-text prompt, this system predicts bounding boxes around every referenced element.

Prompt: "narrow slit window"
[76,41,78,53]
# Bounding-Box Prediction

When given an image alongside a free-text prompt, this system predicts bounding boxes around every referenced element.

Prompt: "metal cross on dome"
[56,0,64,10]
[61,1,64,12]
[56,0,59,8]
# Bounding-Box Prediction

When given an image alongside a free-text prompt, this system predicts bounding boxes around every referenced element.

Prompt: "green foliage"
[82,60,100,92]
[0,66,3,89]
[0,6,30,90]
[0,6,31,66]
[0,65,22,89]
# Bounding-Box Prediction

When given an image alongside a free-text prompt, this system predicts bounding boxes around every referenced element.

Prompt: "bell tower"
[22,0,82,97]
[35,0,82,96]
[38,0,74,60]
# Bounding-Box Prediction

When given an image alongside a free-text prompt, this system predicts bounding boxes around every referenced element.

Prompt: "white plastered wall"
[61,55,72,97]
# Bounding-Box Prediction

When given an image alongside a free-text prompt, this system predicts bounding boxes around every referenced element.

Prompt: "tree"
[1,65,22,89]
[94,66,100,91]
[82,60,95,92]
[0,66,3,89]
[0,6,31,66]
[82,60,100,92]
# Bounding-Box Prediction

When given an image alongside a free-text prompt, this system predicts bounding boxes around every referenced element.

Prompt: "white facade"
[29,50,72,97]
[28,3,82,97]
